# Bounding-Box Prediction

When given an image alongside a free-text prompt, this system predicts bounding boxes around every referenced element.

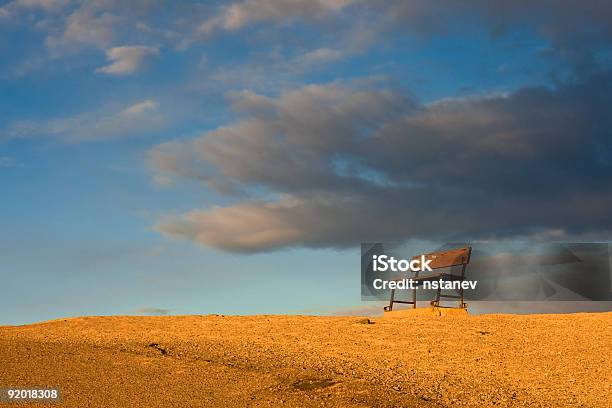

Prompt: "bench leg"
[460,264,467,308]
[458,287,468,308]
[384,288,395,312]
[433,285,441,307]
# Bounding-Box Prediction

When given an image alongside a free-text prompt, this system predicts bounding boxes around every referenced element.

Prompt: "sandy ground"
[1,311,610,407]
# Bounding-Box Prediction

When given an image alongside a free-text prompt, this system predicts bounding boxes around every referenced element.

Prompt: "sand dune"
[1,311,610,407]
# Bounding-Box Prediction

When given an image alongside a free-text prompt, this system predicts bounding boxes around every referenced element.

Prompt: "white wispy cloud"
[0,0,70,17]
[199,0,357,34]
[5,99,166,142]
[294,47,347,65]
[96,46,159,75]
[0,156,17,168]
[45,5,121,54]
[120,99,159,116]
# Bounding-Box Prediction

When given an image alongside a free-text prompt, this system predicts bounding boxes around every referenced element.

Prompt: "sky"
[1,0,612,325]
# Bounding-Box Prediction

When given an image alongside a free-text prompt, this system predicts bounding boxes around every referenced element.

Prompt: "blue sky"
[2,1,612,324]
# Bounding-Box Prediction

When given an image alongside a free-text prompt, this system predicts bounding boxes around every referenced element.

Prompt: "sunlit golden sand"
[1,312,610,407]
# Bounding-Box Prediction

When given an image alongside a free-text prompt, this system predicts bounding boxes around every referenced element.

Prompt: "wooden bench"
[383,246,472,311]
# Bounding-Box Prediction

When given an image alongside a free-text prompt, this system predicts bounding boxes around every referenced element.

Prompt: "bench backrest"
[412,246,472,270]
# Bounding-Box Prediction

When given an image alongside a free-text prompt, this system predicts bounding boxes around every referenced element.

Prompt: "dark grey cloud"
[380,0,612,75]
[150,72,612,252]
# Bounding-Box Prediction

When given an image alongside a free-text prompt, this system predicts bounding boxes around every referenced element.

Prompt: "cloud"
[0,156,17,168]
[382,1,612,39]
[5,0,612,85]
[150,73,612,252]
[294,47,347,65]
[120,99,159,116]
[45,5,121,54]
[149,83,411,191]
[199,0,357,34]
[134,307,170,316]
[13,0,69,11]
[0,0,69,17]
[197,0,612,77]
[95,46,159,75]
[5,99,166,142]
[3,1,200,58]
[380,0,612,74]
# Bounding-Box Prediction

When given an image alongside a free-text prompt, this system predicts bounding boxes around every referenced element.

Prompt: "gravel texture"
[1,311,610,407]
